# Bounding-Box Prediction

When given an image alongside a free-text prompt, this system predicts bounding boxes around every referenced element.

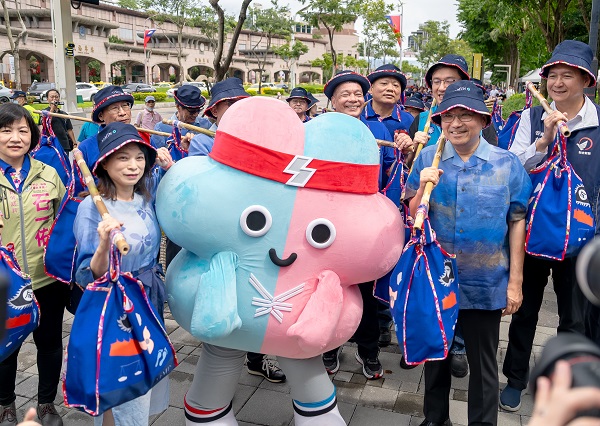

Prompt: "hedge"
[132,92,168,102]
[297,84,324,94]
[501,93,541,120]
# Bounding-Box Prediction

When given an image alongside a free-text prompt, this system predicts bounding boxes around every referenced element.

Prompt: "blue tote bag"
[525,133,595,260]
[498,91,533,150]
[31,114,72,186]
[63,244,177,416]
[0,243,40,362]
[167,125,188,162]
[388,218,459,365]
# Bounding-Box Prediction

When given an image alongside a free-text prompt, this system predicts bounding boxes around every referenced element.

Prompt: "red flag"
[385,15,402,47]
[143,29,156,50]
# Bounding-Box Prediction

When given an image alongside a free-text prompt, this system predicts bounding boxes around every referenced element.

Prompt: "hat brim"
[174,91,207,109]
[204,95,249,118]
[93,138,157,174]
[540,60,596,87]
[92,93,135,123]
[425,63,470,89]
[431,104,491,128]
[367,70,407,92]
[285,95,311,103]
[405,104,425,112]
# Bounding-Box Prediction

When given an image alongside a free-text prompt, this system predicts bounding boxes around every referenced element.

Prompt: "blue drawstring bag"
[0,243,40,363]
[525,133,595,260]
[498,92,533,150]
[167,123,188,162]
[388,216,459,365]
[31,114,72,186]
[63,243,177,416]
[491,101,505,133]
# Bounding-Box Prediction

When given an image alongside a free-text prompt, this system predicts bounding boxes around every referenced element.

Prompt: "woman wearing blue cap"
[503,39,600,412]
[407,80,531,426]
[74,122,174,426]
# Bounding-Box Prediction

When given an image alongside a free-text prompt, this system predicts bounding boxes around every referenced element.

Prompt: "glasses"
[440,112,476,123]
[431,78,458,87]
[185,107,201,115]
[106,103,131,114]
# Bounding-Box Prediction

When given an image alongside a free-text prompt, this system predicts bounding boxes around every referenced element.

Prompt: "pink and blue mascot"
[156,97,404,425]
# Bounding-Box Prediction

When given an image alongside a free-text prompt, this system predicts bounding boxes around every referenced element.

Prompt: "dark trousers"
[0,281,68,405]
[503,254,585,391]
[424,309,501,426]
[325,281,379,359]
[165,237,182,269]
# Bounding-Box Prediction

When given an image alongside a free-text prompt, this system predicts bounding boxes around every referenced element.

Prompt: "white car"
[166,81,207,98]
[0,83,13,103]
[76,82,99,102]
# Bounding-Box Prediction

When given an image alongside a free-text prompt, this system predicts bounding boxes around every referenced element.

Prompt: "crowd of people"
[0,38,599,426]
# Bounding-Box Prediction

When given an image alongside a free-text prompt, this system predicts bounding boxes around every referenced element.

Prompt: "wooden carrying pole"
[413,131,446,230]
[162,119,215,137]
[409,97,437,174]
[525,81,571,137]
[33,110,171,137]
[72,149,130,255]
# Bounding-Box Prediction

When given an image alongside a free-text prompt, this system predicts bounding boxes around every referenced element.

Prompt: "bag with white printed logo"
[525,133,596,260]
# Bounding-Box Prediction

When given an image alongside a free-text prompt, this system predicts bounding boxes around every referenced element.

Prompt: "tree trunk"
[177,26,185,84]
[1,0,26,89]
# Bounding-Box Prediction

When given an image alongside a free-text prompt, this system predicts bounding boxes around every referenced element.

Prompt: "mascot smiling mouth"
[268,248,297,267]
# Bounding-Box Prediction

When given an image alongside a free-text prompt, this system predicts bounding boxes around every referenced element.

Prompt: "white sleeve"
[508,108,548,171]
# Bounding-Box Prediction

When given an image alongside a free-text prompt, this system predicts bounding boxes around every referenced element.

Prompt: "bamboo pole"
[409,97,437,174]
[413,131,446,230]
[525,81,571,137]
[72,149,129,255]
[33,110,171,137]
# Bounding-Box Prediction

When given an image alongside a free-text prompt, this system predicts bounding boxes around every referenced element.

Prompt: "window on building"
[119,27,133,40]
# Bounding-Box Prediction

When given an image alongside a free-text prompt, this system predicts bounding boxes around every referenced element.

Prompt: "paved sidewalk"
[11,283,559,426]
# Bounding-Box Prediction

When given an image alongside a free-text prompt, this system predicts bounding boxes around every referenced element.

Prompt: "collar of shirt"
[364,100,401,121]
[545,96,599,132]
[0,155,31,191]
[441,136,491,166]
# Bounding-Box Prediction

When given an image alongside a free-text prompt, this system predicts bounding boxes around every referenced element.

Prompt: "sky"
[218,0,462,43]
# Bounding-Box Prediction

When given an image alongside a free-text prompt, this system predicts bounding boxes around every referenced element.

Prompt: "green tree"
[358,0,398,72]
[401,60,421,79]
[273,38,309,78]
[300,0,360,76]
[415,20,453,72]
[246,0,292,93]
[1,0,27,89]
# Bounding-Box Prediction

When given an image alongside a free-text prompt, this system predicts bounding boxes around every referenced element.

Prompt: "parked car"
[246,82,276,95]
[121,83,156,94]
[0,83,13,103]
[76,82,99,102]
[153,82,174,88]
[274,83,289,92]
[27,82,55,102]
[166,81,207,98]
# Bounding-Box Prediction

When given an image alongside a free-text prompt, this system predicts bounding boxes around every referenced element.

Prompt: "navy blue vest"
[529,104,600,232]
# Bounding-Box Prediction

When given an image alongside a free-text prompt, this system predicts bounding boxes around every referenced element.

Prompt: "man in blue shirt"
[407,81,531,426]
[151,84,213,149]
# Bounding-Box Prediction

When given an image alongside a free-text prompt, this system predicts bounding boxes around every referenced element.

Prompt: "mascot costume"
[156,97,404,425]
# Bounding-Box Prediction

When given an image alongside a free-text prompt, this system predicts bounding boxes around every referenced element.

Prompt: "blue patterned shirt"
[406,138,532,310]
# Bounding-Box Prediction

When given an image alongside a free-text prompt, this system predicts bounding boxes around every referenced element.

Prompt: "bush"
[501,93,540,120]
[263,88,285,95]
[297,84,324,94]
[131,92,168,102]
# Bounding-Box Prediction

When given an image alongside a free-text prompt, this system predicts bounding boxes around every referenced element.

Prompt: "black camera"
[528,238,600,417]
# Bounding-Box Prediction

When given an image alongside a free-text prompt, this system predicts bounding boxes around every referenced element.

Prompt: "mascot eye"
[306,219,336,249]
[240,205,272,237]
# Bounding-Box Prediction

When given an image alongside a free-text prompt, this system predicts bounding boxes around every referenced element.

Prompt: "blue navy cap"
[431,81,491,127]
[93,122,157,173]
[11,91,26,99]
[204,78,249,119]
[470,78,485,92]
[92,85,134,123]
[540,40,596,87]
[174,84,206,109]
[367,64,407,92]
[324,70,371,100]
[404,96,425,112]
[307,92,319,108]
[286,87,311,103]
[425,54,470,88]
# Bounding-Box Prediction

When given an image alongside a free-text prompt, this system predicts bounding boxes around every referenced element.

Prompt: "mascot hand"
[287,270,343,352]
[190,251,242,340]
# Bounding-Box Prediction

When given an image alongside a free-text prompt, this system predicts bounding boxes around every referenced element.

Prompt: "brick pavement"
[10,284,559,426]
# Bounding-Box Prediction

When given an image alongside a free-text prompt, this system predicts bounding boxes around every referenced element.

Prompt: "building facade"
[0,0,359,90]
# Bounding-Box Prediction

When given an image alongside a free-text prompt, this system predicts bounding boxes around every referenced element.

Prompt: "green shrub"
[263,88,285,95]
[131,92,168,102]
[297,84,324,94]
[501,93,541,120]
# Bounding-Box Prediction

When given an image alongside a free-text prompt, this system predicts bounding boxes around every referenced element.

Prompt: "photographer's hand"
[529,360,600,426]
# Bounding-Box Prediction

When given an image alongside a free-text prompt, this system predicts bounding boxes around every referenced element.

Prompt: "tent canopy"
[518,68,542,83]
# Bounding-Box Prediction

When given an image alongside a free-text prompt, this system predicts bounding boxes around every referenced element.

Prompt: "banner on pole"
[385,15,402,47]
[143,29,156,51]
[472,53,484,80]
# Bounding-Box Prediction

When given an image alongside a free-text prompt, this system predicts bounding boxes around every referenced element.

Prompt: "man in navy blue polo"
[320,70,395,380]
[151,84,212,149]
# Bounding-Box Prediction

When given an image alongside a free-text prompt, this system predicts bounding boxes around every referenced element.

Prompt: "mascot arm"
[286,270,343,352]
[190,251,242,340]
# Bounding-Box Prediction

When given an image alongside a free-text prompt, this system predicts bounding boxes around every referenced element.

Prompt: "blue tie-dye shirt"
[406,138,532,310]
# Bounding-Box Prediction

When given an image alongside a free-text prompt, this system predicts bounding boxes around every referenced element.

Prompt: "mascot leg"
[278,356,346,425]
[184,344,245,425]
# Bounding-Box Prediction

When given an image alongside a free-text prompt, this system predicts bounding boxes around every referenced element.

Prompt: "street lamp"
[290,5,310,89]
[494,64,511,90]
